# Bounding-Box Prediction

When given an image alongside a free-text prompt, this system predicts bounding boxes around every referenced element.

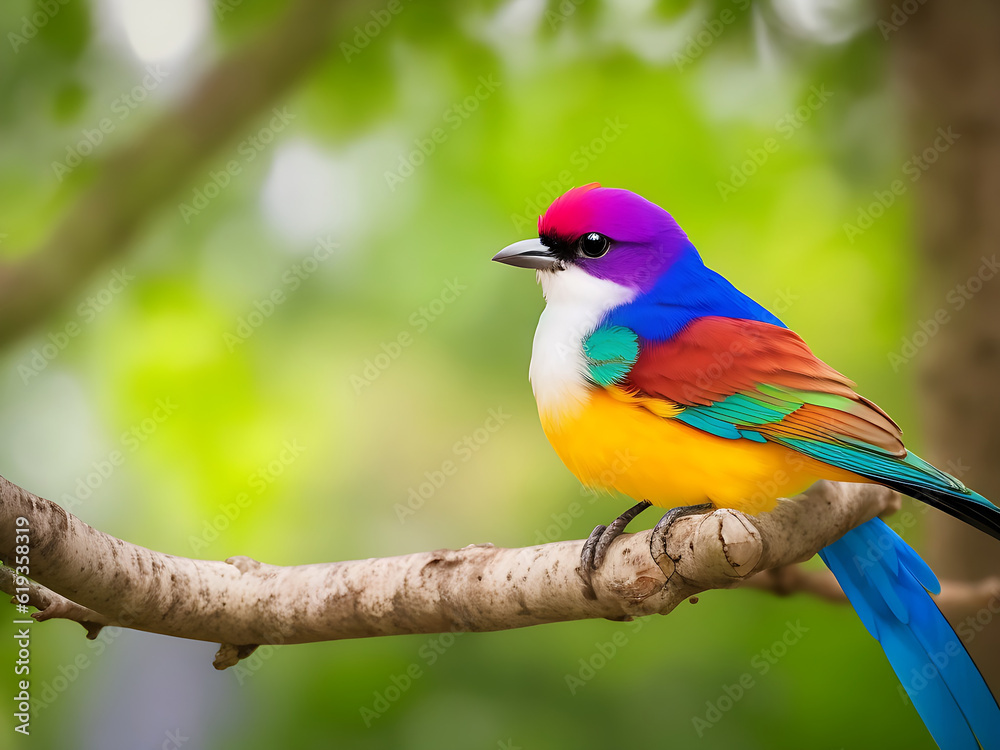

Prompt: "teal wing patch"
[673,388,801,443]
[583,326,639,387]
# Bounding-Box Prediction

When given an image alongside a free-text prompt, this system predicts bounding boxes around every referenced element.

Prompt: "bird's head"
[493,183,691,294]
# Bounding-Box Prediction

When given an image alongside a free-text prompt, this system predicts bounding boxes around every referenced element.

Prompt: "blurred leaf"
[50,77,88,121]
[34,0,91,60]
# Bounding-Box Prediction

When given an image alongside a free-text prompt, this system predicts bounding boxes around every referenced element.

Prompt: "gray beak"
[492,239,560,271]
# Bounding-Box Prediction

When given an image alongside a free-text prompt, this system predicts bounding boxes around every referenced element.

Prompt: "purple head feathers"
[537,183,692,292]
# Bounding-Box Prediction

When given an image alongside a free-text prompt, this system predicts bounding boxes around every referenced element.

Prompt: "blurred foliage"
[0,0,939,748]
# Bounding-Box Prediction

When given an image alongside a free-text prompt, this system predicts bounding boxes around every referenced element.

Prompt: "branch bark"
[5,474,993,670]
[0,0,373,348]
[0,474,906,669]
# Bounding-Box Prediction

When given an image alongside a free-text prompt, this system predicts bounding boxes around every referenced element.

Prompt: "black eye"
[578,232,610,258]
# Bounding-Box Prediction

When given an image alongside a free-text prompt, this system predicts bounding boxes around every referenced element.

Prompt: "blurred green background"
[0,0,984,748]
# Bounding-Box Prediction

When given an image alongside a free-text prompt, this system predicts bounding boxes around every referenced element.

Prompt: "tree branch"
[0,0,373,347]
[745,564,1000,619]
[0,565,110,639]
[4,473,993,670]
[0,474,912,669]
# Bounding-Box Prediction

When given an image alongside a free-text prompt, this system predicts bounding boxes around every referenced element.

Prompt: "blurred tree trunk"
[884,0,1000,691]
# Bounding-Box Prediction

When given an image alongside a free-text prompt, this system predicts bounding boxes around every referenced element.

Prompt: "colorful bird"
[493,183,1000,749]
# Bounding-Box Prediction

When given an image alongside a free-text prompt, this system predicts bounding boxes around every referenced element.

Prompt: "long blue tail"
[820,518,1000,749]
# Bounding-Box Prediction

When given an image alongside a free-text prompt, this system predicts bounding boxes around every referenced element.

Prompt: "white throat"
[528,265,636,419]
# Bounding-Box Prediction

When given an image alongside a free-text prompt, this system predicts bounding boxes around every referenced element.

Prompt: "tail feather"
[820,518,1000,749]
[777,437,1000,540]
[882,480,1000,542]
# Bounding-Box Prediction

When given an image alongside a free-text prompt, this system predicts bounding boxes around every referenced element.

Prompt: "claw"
[580,524,607,571]
[577,501,654,598]
[578,524,607,598]
[593,500,652,568]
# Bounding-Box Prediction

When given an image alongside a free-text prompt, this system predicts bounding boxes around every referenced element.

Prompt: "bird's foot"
[649,502,715,577]
[578,500,652,597]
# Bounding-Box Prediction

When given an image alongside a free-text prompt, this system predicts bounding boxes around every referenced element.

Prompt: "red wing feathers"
[626,316,904,456]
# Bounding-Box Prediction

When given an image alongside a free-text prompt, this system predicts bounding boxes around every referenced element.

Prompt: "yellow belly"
[541,389,865,514]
